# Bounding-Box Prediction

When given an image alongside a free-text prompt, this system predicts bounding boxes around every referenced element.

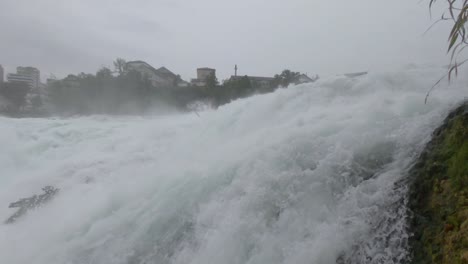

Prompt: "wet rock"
[5,186,59,224]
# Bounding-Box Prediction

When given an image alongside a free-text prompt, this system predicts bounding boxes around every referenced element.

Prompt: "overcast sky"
[0,0,453,81]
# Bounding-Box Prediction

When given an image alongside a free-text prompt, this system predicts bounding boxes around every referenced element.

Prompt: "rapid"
[0,65,466,264]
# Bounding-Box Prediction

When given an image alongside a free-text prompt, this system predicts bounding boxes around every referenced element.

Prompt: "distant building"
[229,75,275,89]
[190,79,206,87]
[191,68,216,87]
[293,74,319,85]
[6,66,40,89]
[7,73,36,88]
[17,66,40,89]
[0,65,4,87]
[197,68,216,81]
[157,66,189,87]
[344,72,368,78]
[126,61,187,88]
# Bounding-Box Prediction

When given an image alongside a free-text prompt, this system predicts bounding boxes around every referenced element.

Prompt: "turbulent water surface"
[0,66,466,264]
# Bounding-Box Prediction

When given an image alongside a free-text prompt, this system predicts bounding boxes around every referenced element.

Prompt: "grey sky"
[0,0,453,81]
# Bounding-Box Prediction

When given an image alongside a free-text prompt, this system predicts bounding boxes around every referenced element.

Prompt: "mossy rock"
[409,102,468,264]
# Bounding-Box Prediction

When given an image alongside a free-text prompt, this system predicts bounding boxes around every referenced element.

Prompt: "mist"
[0,0,454,80]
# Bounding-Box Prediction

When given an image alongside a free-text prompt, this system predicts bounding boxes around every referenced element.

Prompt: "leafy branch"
[425,0,467,102]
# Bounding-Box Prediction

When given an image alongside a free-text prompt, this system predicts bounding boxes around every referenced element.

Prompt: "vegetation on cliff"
[409,102,468,263]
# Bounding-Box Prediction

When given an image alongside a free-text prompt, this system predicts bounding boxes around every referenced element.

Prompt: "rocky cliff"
[409,102,468,264]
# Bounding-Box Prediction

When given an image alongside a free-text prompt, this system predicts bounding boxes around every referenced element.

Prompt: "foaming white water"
[0,66,466,264]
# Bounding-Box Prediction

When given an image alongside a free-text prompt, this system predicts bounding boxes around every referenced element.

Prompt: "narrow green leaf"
[448,33,459,52]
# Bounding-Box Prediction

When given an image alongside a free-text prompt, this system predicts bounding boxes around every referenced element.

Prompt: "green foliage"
[409,103,468,264]
[237,76,252,90]
[224,76,253,99]
[444,116,468,190]
[96,67,113,79]
[0,82,30,112]
[47,67,157,115]
[31,95,43,109]
[430,0,468,80]
[448,141,468,190]
[205,73,219,89]
[272,69,300,88]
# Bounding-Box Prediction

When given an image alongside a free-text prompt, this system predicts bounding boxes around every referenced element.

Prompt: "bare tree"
[113,58,127,75]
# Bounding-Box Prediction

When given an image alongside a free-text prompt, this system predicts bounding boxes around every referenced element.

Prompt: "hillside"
[409,102,468,264]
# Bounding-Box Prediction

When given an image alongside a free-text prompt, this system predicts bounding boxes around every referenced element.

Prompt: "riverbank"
[409,101,468,263]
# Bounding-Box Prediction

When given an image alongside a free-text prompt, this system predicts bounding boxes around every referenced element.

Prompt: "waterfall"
[0,65,466,264]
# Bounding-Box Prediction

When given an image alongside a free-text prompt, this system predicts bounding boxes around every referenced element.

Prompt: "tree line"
[0,58,309,116]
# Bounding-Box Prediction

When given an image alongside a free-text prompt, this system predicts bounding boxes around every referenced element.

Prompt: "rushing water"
[0,66,466,264]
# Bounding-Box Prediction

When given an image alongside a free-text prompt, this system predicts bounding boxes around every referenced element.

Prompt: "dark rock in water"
[5,186,59,224]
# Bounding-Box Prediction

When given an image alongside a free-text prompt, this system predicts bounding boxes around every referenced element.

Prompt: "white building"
[7,66,40,89]
[7,73,36,88]
[17,67,40,88]
[126,61,187,88]
[191,68,216,87]
[293,74,319,85]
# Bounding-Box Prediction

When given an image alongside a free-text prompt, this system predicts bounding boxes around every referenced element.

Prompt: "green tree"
[96,67,113,80]
[205,73,219,89]
[239,76,252,88]
[273,70,300,88]
[223,76,253,100]
[0,82,31,112]
[31,95,43,109]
